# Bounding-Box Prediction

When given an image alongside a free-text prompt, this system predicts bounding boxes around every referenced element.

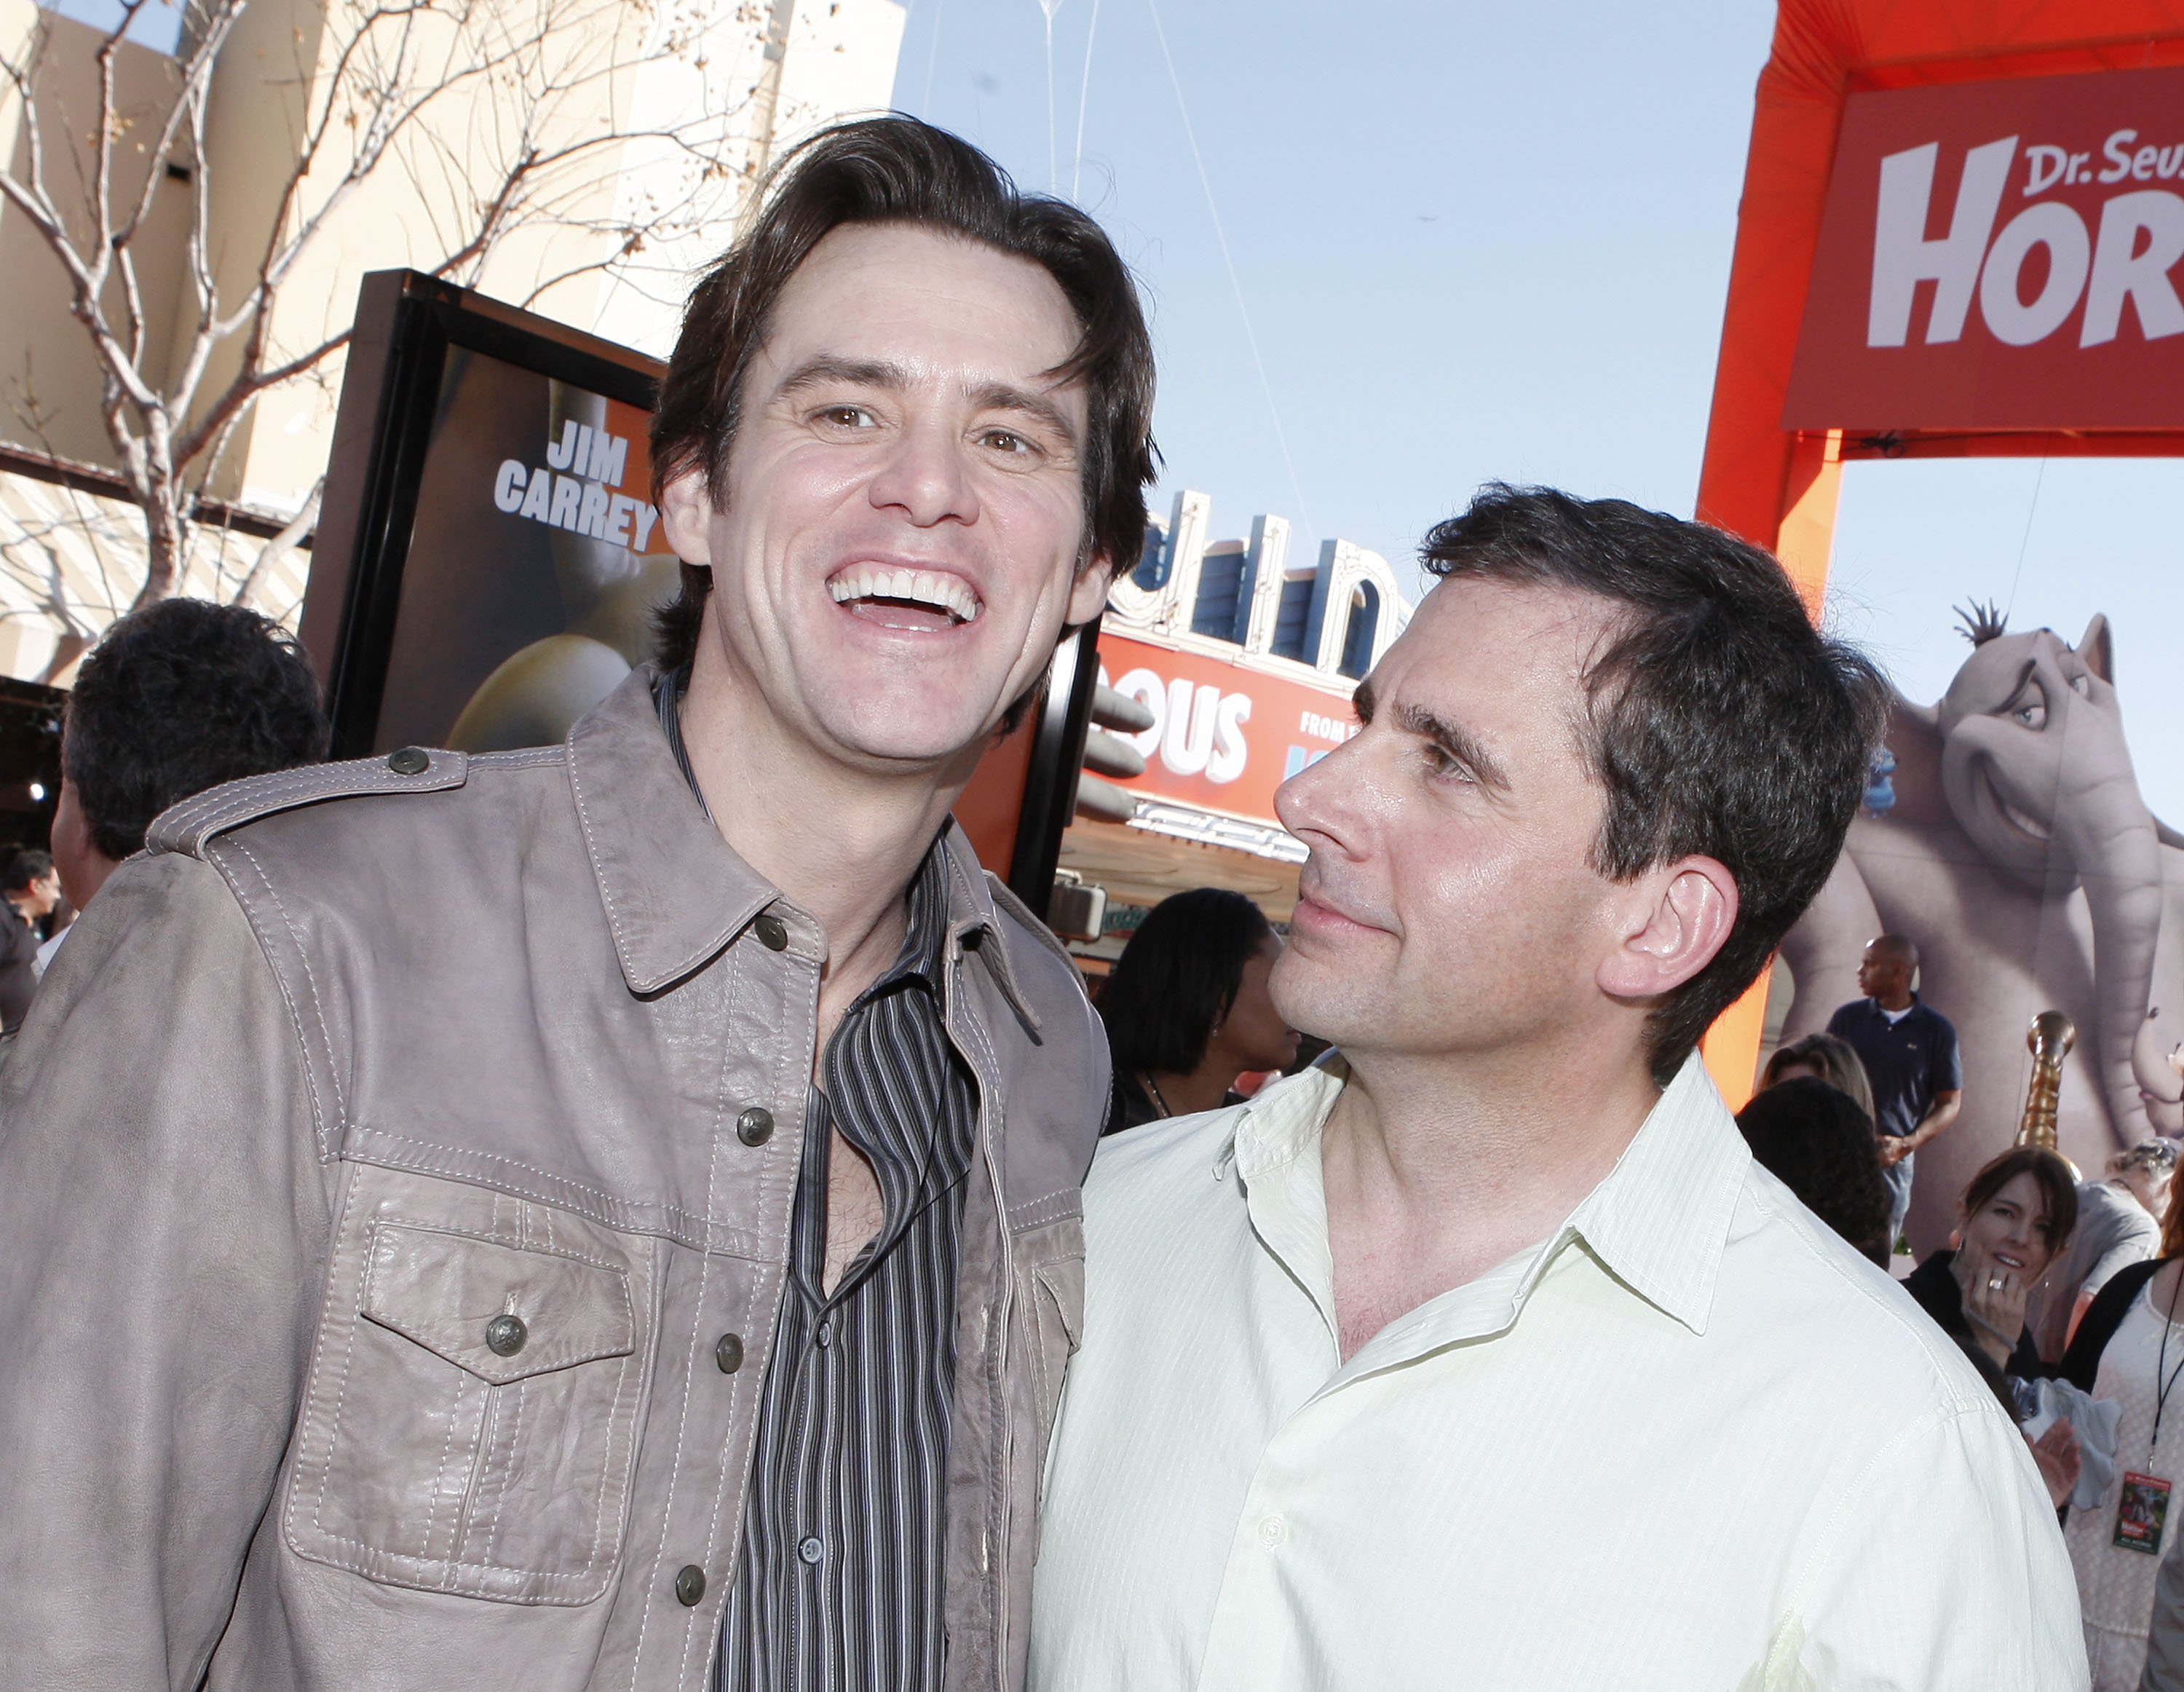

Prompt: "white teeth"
[827,565,981,623]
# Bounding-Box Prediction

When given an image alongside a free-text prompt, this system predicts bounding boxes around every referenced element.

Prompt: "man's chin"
[818,705,1006,770]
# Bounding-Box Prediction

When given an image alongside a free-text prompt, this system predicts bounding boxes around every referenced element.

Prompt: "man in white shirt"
[1029,486,2086,1692]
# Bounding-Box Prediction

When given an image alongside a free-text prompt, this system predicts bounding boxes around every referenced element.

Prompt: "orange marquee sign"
[1092,630,1357,829]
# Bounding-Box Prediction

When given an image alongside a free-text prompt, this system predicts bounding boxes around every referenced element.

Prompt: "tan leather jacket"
[0,670,1105,1692]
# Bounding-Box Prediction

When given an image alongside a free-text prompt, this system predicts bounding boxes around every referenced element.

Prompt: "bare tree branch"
[1,0,775,617]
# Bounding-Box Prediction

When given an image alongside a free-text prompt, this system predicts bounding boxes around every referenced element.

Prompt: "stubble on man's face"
[668,223,1113,780]
[1269,576,1634,1068]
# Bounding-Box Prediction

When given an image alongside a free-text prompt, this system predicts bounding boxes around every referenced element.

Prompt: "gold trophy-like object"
[2014,1011,2075,1151]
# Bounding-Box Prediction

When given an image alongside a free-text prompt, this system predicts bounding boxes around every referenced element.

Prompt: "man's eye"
[980,428,1034,456]
[815,405,877,429]
[1423,744,1473,783]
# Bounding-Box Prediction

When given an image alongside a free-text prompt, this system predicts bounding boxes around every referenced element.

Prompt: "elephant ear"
[2072,612,2180,845]
[1874,690,1950,827]
[2078,614,2115,684]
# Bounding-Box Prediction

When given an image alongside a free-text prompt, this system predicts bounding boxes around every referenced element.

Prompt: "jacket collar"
[566,668,1022,1007]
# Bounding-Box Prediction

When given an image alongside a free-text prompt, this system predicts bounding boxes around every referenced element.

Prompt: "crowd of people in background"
[0,597,328,1041]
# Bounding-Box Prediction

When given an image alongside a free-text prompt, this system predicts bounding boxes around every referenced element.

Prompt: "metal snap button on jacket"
[715,1332,744,1374]
[386,746,430,776]
[484,1313,527,1357]
[674,1564,705,1606]
[751,912,788,951]
[735,1107,774,1147]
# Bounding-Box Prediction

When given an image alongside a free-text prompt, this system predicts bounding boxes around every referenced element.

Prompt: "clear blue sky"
[895,0,2184,825]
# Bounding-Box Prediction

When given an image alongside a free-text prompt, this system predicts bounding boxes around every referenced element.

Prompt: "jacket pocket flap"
[360,1223,635,1385]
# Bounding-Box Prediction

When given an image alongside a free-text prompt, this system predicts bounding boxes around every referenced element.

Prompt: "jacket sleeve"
[0,851,333,1690]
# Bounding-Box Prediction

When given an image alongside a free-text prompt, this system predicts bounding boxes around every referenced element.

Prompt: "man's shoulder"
[1725,1164,2005,1420]
[1824,999,1867,1033]
[146,744,566,866]
[1911,999,1960,1041]
[1085,1103,1245,1214]
[2083,1179,2158,1240]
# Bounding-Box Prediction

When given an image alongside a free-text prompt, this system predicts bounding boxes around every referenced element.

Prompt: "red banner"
[1784,66,2184,430]
[1094,632,1357,829]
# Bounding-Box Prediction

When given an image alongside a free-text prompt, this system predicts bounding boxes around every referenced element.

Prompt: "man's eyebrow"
[965,379,1078,448]
[770,357,1077,445]
[1393,699,1511,793]
[772,355,914,402]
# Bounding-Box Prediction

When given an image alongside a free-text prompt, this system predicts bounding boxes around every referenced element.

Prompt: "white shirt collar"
[1227,1050,1750,1361]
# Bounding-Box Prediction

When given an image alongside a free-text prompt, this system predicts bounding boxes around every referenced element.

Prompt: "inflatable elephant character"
[1779,605,2184,1256]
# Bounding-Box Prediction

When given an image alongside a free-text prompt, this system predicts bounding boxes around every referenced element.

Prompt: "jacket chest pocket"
[285,1219,648,1605]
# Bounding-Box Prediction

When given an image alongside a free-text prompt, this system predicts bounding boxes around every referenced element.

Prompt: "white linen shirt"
[1029,1056,2086,1692]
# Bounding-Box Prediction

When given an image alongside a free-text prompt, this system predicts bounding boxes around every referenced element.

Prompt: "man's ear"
[1597,855,1738,1001]
[658,467,716,566]
[1067,550,1115,627]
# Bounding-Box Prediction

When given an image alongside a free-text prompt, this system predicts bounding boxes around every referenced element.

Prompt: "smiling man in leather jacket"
[0,117,1152,1692]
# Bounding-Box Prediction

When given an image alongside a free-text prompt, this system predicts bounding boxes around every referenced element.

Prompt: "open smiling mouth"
[828,565,981,632]
[1980,765,2052,844]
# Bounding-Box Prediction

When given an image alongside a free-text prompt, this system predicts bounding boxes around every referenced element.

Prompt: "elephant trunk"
[2060,765,2167,1146]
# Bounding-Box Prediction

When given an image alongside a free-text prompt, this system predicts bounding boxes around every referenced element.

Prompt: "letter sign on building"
[1784,65,2184,429]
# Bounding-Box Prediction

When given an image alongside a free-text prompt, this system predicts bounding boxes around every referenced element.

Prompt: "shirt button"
[736,1107,774,1147]
[752,913,789,951]
[1258,1514,1287,1547]
[714,1332,744,1374]
[674,1564,706,1605]
[797,1535,823,1565]
[816,1320,833,1350]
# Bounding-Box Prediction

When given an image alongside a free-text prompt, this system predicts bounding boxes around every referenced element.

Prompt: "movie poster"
[1776,599,2184,1252]
[371,347,678,754]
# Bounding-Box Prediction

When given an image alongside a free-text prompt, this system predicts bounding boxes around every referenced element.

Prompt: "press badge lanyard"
[2116,1266,2184,1555]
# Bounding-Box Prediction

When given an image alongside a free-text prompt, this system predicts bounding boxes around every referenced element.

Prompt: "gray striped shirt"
[655,674,976,1691]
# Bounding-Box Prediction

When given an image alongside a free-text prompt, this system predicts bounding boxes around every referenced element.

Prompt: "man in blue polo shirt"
[1829,933,1963,1247]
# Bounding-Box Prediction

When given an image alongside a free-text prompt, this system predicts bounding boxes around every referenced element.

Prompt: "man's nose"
[867,416,979,528]
[1273,734,1361,853]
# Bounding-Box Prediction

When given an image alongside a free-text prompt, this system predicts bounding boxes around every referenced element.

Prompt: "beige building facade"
[0,0,905,683]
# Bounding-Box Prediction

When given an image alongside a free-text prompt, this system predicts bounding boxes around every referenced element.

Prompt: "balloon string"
[1071,0,1101,202]
[1144,0,1318,550]
[2003,450,2048,625]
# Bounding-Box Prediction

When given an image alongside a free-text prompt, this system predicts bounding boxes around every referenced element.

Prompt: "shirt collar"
[1231,1049,1749,1344]
[569,666,1016,1003]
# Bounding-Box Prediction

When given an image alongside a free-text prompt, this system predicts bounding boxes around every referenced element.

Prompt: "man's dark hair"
[2,849,52,894]
[65,598,330,861]
[1099,888,1273,1079]
[1961,1145,2079,1257]
[1420,484,1889,1085]
[1736,1078,1891,1266]
[648,114,1157,673]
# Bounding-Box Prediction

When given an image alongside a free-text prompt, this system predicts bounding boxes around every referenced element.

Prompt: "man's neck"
[677,656,974,1037]
[1320,1035,1662,1361]
[1874,989,1913,1013]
